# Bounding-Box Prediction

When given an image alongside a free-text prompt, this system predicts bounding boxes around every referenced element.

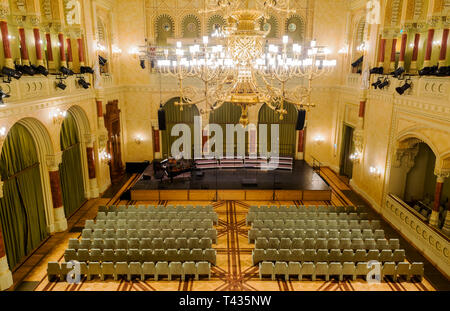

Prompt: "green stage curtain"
[209,103,248,156]
[0,123,48,269]
[161,98,199,158]
[60,112,86,217]
[258,102,297,156]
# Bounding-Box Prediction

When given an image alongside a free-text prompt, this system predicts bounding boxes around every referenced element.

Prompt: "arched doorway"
[258,102,297,157]
[209,102,246,156]
[161,98,199,158]
[59,111,86,217]
[0,123,48,269]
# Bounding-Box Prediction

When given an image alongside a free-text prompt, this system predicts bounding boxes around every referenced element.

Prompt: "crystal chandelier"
[141,0,336,126]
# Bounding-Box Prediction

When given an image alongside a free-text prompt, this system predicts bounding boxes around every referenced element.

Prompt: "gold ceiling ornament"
[140,0,336,126]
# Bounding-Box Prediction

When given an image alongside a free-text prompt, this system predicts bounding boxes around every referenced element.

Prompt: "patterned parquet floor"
[9,171,437,291]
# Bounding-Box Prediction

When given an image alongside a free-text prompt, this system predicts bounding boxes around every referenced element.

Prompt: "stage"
[130,160,332,201]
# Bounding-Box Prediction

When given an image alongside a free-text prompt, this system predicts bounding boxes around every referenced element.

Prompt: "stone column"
[429,173,447,227]
[438,28,449,67]
[46,153,67,232]
[0,181,13,291]
[410,33,420,72]
[84,134,99,198]
[423,28,435,68]
[398,33,408,68]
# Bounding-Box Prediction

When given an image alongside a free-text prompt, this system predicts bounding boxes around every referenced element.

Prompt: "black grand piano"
[153,157,194,182]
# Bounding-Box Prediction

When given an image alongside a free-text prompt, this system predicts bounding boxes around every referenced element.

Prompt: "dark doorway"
[340,124,354,179]
[104,100,124,183]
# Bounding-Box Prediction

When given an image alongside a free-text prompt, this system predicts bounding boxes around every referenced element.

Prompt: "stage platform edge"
[130,189,332,201]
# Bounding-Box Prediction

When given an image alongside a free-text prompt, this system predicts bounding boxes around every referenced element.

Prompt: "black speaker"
[158,108,166,130]
[296,109,306,130]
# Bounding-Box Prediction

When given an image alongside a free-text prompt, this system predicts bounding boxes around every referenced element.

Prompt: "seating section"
[47,261,211,282]
[258,261,424,281]
[51,204,218,282]
[248,205,424,283]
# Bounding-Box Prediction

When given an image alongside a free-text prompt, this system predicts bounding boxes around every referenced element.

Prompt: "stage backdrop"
[258,102,297,157]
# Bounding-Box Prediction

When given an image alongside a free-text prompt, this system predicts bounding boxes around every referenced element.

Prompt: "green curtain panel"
[161,98,199,158]
[0,123,48,269]
[60,112,86,217]
[258,102,297,156]
[209,103,248,156]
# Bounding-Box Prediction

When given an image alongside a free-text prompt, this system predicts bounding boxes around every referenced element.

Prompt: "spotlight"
[99,55,108,66]
[80,66,94,74]
[370,66,384,74]
[391,67,405,78]
[378,78,390,89]
[396,80,412,95]
[0,88,10,106]
[1,66,22,80]
[419,65,437,76]
[15,63,35,76]
[140,59,146,69]
[31,64,49,76]
[60,66,74,76]
[371,78,382,89]
[351,56,363,67]
[56,80,67,90]
[78,77,90,89]
[436,66,450,77]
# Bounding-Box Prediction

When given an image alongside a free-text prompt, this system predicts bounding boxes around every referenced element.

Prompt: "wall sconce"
[349,152,361,163]
[369,166,382,177]
[96,43,107,52]
[432,40,441,48]
[0,126,7,140]
[50,108,67,125]
[314,135,325,144]
[135,135,143,145]
[128,46,140,59]
[100,150,111,163]
[112,45,122,55]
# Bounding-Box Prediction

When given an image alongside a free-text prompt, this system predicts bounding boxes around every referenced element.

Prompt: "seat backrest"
[182,261,196,274]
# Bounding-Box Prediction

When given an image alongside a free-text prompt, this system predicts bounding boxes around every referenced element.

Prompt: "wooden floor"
[9,170,437,291]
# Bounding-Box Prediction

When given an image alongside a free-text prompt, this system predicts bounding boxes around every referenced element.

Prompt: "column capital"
[46,153,63,171]
[435,169,450,183]
[82,133,96,147]
[28,15,41,27]
[0,3,10,19]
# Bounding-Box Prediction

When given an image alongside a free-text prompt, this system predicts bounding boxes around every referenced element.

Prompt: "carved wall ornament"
[0,3,10,19]
[46,153,63,171]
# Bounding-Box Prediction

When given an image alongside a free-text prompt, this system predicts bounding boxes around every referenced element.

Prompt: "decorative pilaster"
[439,28,449,67]
[46,153,67,232]
[0,179,13,291]
[84,134,99,198]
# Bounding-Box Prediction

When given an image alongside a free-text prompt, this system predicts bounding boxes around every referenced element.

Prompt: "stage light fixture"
[0,88,10,106]
[370,67,384,75]
[60,66,74,76]
[378,78,390,89]
[436,66,450,76]
[99,55,108,66]
[2,66,22,80]
[77,77,91,89]
[56,80,67,90]
[140,59,146,69]
[396,80,412,95]
[15,64,35,76]
[31,64,49,76]
[371,78,382,89]
[391,67,405,78]
[351,56,363,67]
[80,66,94,74]
[419,65,437,76]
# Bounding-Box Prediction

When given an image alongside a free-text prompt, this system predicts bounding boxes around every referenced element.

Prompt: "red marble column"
[33,28,43,65]
[297,130,304,153]
[96,100,103,118]
[430,179,444,226]
[77,37,85,66]
[390,38,397,64]
[439,28,449,66]
[410,33,421,72]
[0,20,13,68]
[66,38,73,67]
[58,33,66,67]
[424,29,435,66]
[49,170,63,209]
[87,147,96,179]
[18,27,30,65]
[399,33,408,67]
[0,225,6,258]
[45,33,54,62]
[377,37,386,66]
[359,101,366,118]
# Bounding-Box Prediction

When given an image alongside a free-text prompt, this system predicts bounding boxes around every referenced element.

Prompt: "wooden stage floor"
[130,161,332,201]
